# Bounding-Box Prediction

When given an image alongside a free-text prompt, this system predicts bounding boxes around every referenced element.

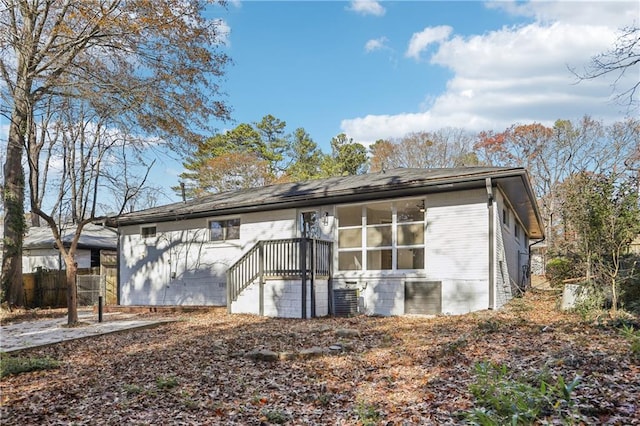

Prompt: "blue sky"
[196,0,637,155]
[1,0,638,209]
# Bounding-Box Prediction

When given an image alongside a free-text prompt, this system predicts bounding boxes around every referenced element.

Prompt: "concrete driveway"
[1,311,172,353]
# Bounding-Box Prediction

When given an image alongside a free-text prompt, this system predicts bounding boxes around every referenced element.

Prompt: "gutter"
[527,235,547,289]
[486,178,495,310]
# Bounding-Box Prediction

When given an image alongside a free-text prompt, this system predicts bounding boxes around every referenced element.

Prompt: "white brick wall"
[362,279,404,316]
[337,276,488,316]
[231,278,329,318]
[119,209,298,306]
[441,279,488,315]
[230,281,260,315]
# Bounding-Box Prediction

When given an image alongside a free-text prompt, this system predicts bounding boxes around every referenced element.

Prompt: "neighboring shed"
[22,223,118,272]
[628,235,640,255]
[112,167,544,318]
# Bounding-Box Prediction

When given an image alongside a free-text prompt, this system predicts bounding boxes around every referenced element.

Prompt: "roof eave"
[115,168,535,227]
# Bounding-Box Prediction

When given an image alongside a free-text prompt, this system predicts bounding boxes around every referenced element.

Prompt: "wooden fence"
[23,251,117,308]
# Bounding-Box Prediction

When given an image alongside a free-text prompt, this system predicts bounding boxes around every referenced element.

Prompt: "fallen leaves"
[1,290,638,425]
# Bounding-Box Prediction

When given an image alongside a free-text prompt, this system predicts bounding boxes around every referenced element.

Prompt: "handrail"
[226,238,332,306]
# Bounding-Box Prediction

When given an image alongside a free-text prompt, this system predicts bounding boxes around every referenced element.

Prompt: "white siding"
[264,279,302,318]
[23,249,92,272]
[495,209,510,308]
[314,279,329,317]
[262,278,328,318]
[424,189,490,314]
[495,190,530,308]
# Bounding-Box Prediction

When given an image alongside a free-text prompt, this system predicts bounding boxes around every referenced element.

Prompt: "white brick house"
[111,167,544,318]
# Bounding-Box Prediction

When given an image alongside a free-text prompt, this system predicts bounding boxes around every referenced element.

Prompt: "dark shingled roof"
[24,223,118,250]
[113,167,544,239]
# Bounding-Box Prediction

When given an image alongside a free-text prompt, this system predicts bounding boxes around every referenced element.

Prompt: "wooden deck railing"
[226,238,332,311]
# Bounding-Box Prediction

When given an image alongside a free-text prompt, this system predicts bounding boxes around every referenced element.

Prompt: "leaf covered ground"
[1,290,638,425]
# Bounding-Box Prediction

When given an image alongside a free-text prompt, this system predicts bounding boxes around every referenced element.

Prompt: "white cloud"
[405,26,453,60]
[214,19,231,46]
[365,37,389,53]
[486,0,637,27]
[348,0,385,17]
[342,1,638,145]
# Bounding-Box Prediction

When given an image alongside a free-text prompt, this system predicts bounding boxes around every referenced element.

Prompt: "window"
[209,218,240,241]
[366,202,392,270]
[337,199,425,271]
[514,223,520,239]
[502,208,509,226]
[338,205,363,270]
[90,249,100,268]
[141,225,156,239]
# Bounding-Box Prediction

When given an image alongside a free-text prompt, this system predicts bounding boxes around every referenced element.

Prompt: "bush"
[620,324,640,361]
[546,257,576,287]
[572,284,609,320]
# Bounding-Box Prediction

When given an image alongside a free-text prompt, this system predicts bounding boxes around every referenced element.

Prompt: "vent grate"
[333,289,358,317]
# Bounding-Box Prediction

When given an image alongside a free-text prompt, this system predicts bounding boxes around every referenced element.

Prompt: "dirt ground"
[1,290,639,425]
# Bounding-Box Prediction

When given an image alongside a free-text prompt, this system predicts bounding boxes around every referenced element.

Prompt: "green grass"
[354,400,381,426]
[463,362,580,425]
[0,353,60,378]
[155,375,179,390]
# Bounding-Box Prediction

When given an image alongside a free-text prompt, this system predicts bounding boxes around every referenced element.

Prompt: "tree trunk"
[66,259,79,325]
[1,106,27,307]
[1,10,34,307]
[610,276,618,315]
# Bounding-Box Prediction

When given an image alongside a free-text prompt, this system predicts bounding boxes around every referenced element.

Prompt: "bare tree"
[27,96,155,323]
[0,0,230,314]
[368,128,476,172]
[571,25,640,113]
[474,117,639,251]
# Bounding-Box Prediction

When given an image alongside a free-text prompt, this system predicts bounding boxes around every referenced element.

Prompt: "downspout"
[486,178,495,309]
[116,228,121,306]
[528,236,546,289]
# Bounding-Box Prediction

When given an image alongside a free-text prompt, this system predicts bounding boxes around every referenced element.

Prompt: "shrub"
[620,324,640,361]
[463,362,580,425]
[546,257,576,287]
[572,284,609,321]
